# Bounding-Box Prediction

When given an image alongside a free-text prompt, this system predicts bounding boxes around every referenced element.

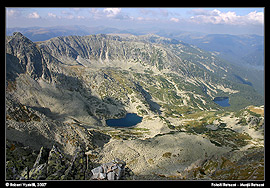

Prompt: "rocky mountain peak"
[8,32,34,46]
[6,33,51,81]
[13,32,24,38]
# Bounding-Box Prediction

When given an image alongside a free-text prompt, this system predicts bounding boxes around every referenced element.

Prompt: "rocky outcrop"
[6,32,51,81]
[6,142,132,180]
[180,147,264,180]
[61,147,92,180]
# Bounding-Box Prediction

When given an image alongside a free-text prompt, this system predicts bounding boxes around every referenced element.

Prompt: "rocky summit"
[6,32,264,180]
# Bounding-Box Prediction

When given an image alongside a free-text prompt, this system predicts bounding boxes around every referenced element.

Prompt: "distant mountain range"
[6,25,131,42]
[165,32,264,69]
[6,26,265,95]
[7,25,264,69]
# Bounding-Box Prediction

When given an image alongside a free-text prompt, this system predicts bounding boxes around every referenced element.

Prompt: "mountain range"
[164,32,264,68]
[5,32,264,180]
[7,26,264,69]
[7,25,264,95]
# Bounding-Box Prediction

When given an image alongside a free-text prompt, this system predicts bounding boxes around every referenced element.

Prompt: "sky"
[6,8,264,35]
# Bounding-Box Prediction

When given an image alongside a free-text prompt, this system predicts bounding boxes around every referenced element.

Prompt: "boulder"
[91,158,126,180]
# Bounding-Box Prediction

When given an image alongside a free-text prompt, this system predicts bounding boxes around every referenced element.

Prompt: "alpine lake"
[106,97,230,128]
[213,97,230,107]
[106,113,143,128]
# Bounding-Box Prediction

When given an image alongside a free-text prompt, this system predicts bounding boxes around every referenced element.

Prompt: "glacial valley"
[6,32,264,180]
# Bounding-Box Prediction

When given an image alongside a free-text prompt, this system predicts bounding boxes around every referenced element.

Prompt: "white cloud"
[7,9,20,17]
[88,8,103,19]
[247,11,264,25]
[76,15,85,19]
[28,12,40,19]
[137,17,144,21]
[170,17,179,22]
[190,9,263,25]
[65,15,74,19]
[48,12,57,18]
[103,8,121,18]
[136,16,158,22]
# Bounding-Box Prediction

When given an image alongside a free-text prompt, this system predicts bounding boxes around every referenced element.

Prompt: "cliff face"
[6,32,51,80]
[5,33,264,180]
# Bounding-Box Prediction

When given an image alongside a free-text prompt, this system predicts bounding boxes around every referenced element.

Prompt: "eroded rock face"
[62,147,92,180]
[6,32,50,80]
[7,144,93,180]
[6,142,132,180]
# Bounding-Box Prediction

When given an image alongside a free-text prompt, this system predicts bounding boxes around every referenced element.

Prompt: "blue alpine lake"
[213,97,230,107]
[106,113,143,127]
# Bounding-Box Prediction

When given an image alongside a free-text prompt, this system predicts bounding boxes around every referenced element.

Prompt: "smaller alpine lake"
[106,113,143,128]
[213,97,230,107]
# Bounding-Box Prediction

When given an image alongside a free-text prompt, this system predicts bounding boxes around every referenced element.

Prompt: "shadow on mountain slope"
[6,54,24,81]
[21,71,127,124]
[134,82,161,115]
